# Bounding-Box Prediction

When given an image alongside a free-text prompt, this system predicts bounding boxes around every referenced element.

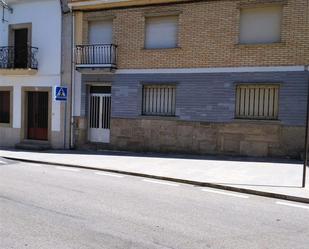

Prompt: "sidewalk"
[0,148,308,203]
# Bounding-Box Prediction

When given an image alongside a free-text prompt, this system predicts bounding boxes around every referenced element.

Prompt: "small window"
[145,15,178,49]
[235,84,279,120]
[239,6,282,44]
[142,85,176,116]
[0,91,11,124]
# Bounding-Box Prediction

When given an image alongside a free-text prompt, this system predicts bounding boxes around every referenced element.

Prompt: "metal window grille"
[0,91,10,123]
[142,85,176,116]
[235,84,279,120]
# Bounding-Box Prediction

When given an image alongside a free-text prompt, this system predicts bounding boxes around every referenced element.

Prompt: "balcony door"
[88,20,113,64]
[14,28,28,68]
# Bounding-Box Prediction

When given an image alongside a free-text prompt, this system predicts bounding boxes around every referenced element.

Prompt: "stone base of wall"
[51,131,65,149]
[0,127,20,147]
[73,116,88,148]
[0,128,64,149]
[110,118,305,158]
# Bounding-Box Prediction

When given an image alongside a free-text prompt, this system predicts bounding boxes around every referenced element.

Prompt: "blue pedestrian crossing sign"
[55,86,68,101]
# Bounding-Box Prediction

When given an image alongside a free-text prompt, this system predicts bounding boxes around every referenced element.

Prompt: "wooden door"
[27,92,48,140]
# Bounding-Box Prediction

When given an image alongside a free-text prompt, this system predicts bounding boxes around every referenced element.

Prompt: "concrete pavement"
[0,148,308,203]
[1,160,309,249]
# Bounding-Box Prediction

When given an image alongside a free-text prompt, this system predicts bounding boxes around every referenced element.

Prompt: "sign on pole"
[54,86,68,101]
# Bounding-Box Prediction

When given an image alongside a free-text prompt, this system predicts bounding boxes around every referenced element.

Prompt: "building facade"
[69,0,308,157]
[0,0,71,149]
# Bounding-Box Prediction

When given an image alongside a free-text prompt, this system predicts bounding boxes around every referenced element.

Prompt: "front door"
[27,92,49,140]
[88,86,111,143]
[14,28,28,68]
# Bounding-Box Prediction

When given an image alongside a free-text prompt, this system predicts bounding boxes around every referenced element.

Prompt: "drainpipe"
[69,7,75,149]
[302,0,309,188]
[303,65,309,188]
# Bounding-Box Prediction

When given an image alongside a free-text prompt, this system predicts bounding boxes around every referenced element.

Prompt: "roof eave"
[68,0,189,11]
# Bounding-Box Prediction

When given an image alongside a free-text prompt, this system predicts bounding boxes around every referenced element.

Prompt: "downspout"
[302,0,309,187]
[304,65,309,188]
[70,7,75,149]
[60,0,65,149]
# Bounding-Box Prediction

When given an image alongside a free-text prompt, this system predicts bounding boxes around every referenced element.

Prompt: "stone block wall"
[110,118,305,158]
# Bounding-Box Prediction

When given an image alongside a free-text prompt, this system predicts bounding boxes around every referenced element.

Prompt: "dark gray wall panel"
[81,71,308,126]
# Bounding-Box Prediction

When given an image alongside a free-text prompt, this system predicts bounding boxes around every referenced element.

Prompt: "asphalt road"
[0,158,308,249]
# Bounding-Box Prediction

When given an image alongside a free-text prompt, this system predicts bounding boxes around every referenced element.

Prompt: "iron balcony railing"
[75,44,117,68]
[0,46,38,70]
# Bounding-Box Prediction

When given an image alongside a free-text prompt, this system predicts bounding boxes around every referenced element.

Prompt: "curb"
[4,156,309,204]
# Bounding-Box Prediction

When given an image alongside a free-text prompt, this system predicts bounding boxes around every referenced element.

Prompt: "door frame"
[86,82,112,143]
[9,23,32,47]
[21,87,52,142]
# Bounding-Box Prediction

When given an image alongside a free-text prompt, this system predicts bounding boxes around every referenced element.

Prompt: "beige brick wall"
[76,0,309,69]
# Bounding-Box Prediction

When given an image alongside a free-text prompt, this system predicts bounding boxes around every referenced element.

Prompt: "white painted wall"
[0,0,62,133]
[0,0,62,75]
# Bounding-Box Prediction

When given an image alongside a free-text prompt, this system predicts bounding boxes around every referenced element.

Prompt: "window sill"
[0,123,12,128]
[235,42,286,48]
[0,68,38,75]
[233,118,281,124]
[142,47,181,51]
[138,115,179,121]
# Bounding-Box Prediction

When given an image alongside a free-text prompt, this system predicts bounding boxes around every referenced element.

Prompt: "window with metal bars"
[235,84,279,120]
[142,85,176,116]
[0,91,10,124]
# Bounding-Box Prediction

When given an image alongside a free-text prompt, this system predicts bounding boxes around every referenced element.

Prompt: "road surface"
[0,158,308,249]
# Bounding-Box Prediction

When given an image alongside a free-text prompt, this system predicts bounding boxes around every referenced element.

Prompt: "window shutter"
[239,6,282,44]
[88,20,113,44]
[145,16,178,49]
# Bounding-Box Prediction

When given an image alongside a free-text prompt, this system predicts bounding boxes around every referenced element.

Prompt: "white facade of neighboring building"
[0,0,64,148]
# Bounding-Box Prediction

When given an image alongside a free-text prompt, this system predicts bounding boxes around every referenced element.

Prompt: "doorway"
[88,86,111,143]
[27,91,49,140]
[14,28,28,68]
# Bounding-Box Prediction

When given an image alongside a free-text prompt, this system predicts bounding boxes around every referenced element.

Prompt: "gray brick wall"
[81,71,308,126]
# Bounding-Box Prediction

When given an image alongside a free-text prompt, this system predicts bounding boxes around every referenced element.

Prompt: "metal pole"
[303,67,309,188]
[64,101,67,149]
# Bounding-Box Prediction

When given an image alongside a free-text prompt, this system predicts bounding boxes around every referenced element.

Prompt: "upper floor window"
[239,6,282,44]
[145,15,178,49]
[0,91,11,124]
[142,84,176,116]
[235,84,279,120]
[88,20,113,44]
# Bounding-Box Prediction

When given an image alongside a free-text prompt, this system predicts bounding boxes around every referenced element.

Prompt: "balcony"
[75,44,117,71]
[0,46,38,75]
